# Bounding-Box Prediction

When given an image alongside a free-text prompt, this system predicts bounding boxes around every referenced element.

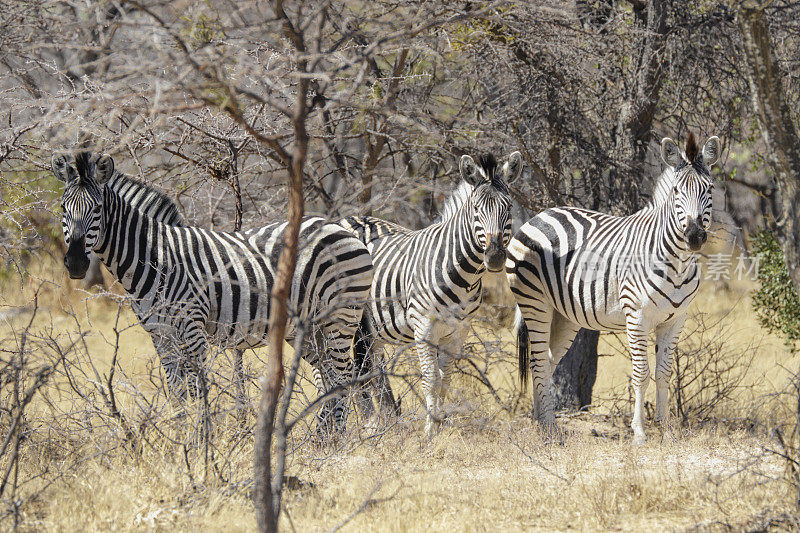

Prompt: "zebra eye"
[93,205,102,214]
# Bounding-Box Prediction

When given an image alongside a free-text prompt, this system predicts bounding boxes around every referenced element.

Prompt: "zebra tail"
[514,306,530,391]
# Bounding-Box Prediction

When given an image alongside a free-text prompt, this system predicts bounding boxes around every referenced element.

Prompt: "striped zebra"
[53,151,374,437]
[344,151,522,436]
[507,134,721,443]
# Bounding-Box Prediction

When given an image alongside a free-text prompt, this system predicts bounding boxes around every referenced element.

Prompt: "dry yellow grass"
[2,255,799,531]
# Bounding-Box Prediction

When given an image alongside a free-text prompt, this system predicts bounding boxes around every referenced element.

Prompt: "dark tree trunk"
[738,2,800,295]
[552,329,600,411]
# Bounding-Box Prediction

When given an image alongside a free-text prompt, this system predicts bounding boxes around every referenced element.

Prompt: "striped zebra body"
[507,134,721,442]
[345,151,522,435]
[53,151,373,436]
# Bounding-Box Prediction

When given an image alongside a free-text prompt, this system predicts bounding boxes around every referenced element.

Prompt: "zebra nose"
[484,234,506,271]
[64,238,90,279]
[684,217,707,251]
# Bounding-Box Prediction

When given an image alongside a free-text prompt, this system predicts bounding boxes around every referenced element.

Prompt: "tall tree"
[737,1,800,295]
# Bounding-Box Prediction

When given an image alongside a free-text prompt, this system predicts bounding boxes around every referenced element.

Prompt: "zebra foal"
[54,151,374,438]
[344,151,522,436]
[507,134,721,443]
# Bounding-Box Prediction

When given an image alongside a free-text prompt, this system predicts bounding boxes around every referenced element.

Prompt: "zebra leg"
[150,328,207,400]
[415,319,444,437]
[654,315,685,430]
[626,314,650,444]
[520,305,557,434]
[320,320,357,438]
[232,348,249,424]
[352,313,378,422]
[373,349,401,419]
[150,322,211,441]
[301,328,338,442]
[436,331,463,420]
[548,313,582,372]
[548,314,582,425]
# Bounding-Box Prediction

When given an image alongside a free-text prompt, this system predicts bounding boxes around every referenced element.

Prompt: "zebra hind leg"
[311,322,355,444]
[654,316,685,438]
[519,306,559,439]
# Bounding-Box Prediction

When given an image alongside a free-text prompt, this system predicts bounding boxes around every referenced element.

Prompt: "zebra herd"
[53,132,720,444]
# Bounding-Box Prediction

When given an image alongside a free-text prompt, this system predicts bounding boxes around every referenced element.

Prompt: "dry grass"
[2,254,800,531]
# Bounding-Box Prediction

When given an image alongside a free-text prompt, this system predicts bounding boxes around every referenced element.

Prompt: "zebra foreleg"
[415,320,445,438]
[654,316,685,432]
[626,314,650,445]
[151,325,212,442]
[435,332,462,420]
[232,348,251,426]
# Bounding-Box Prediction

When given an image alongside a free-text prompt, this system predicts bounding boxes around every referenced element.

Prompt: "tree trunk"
[254,128,306,532]
[254,5,310,529]
[737,2,800,295]
[552,329,600,411]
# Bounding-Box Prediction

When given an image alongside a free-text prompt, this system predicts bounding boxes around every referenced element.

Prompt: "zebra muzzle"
[64,238,90,279]
[684,218,707,252]
[484,234,507,272]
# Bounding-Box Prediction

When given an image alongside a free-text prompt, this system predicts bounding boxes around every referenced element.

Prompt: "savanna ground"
[2,250,800,532]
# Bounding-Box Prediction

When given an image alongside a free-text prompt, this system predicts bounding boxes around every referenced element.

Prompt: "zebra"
[53,151,374,438]
[344,151,522,436]
[507,133,721,443]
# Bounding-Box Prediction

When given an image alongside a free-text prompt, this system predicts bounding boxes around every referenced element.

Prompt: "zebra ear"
[660,138,683,168]
[51,153,72,183]
[95,154,115,184]
[502,151,524,183]
[460,154,481,186]
[702,136,721,167]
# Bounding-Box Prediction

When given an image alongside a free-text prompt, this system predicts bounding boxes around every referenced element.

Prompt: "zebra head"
[52,151,115,279]
[459,151,522,271]
[660,134,720,252]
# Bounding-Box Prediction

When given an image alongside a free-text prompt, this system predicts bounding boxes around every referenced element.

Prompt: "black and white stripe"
[54,151,374,437]
[344,151,522,435]
[507,134,721,442]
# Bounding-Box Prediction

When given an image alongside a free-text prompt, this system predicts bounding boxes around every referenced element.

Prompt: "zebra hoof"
[632,433,648,446]
[424,416,444,439]
[537,419,563,444]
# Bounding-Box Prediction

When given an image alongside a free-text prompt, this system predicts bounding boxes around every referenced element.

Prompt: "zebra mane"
[74,151,94,184]
[436,180,474,222]
[107,172,184,226]
[684,132,699,162]
[479,153,510,193]
[644,166,678,211]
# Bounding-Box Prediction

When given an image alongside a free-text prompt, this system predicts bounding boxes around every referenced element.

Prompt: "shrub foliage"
[752,229,800,351]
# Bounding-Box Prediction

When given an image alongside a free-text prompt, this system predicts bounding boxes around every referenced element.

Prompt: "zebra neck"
[651,199,696,275]
[93,188,162,297]
[439,201,484,279]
